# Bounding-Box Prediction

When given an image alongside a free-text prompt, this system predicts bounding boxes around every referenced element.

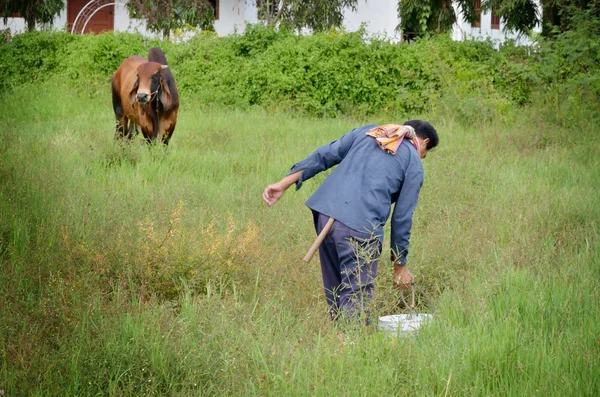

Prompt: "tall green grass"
[0,80,599,395]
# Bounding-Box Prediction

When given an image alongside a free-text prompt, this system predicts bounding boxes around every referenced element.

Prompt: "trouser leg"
[313,211,341,320]
[337,231,381,324]
[313,211,381,324]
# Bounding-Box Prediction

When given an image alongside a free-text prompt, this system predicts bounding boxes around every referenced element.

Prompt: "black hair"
[403,120,439,150]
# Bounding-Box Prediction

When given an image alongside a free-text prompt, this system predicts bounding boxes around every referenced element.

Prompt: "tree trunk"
[26,14,36,32]
[541,3,559,37]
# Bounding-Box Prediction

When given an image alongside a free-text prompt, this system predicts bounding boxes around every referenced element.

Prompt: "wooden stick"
[303,217,335,263]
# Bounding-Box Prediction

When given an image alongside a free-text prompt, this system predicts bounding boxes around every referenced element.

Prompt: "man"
[262,121,439,323]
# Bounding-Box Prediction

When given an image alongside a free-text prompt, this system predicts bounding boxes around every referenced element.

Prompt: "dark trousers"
[313,211,382,323]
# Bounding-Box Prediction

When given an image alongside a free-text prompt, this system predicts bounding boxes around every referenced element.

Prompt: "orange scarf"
[366,124,421,155]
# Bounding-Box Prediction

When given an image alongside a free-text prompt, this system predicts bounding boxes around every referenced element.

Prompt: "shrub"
[0,31,75,90]
[0,21,599,119]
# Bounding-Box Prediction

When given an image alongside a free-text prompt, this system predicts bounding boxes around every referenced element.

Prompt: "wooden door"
[68,0,114,34]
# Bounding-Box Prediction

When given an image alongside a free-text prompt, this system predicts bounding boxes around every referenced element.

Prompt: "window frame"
[472,0,482,28]
[491,5,500,30]
[209,0,219,20]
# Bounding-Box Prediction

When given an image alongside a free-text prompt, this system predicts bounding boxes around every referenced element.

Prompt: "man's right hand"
[262,171,303,207]
[393,264,414,290]
[262,183,286,206]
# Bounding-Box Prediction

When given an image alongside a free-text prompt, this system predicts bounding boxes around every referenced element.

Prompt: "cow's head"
[129,62,173,110]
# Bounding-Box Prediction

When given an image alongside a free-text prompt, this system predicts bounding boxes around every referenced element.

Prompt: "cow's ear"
[128,78,139,105]
[159,76,172,110]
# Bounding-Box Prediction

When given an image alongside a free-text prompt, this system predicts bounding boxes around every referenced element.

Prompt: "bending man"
[262,121,439,323]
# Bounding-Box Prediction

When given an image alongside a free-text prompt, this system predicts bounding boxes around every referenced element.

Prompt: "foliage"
[486,0,540,34]
[398,0,599,39]
[0,30,75,89]
[531,5,600,125]
[265,0,359,33]
[1,27,11,43]
[0,10,599,122]
[61,32,151,78]
[126,0,215,37]
[540,0,600,37]
[397,0,461,38]
[1,0,64,31]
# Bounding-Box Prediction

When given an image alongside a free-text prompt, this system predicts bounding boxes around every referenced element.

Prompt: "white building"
[342,0,541,45]
[1,0,539,45]
[0,0,256,37]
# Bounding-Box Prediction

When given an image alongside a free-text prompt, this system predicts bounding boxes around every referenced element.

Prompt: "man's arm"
[262,127,363,207]
[390,166,423,287]
[262,171,302,207]
[286,127,361,190]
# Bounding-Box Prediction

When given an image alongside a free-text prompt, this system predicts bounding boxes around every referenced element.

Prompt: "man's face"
[417,137,430,159]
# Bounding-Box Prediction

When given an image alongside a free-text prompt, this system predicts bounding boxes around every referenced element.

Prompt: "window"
[209,0,219,20]
[472,0,481,28]
[256,0,279,19]
[491,5,500,30]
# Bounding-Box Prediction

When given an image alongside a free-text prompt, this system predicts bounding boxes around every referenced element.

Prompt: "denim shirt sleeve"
[390,167,424,265]
[287,127,360,190]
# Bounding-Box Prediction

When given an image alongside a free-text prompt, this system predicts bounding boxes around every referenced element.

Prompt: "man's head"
[403,120,438,159]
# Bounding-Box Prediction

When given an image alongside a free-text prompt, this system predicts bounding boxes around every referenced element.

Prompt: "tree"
[1,0,64,32]
[126,0,216,37]
[537,0,600,37]
[486,0,542,35]
[127,0,359,37]
[397,0,466,39]
[396,0,536,38]
[258,0,359,32]
[397,0,599,40]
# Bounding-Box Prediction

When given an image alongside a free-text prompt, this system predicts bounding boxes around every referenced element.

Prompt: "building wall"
[343,0,400,41]
[1,7,67,33]
[113,4,147,34]
[214,0,255,36]
[452,1,542,47]
[1,0,538,47]
[0,17,26,34]
[1,0,257,36]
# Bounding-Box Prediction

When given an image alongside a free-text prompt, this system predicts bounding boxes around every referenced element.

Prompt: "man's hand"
[262,182,287,206]
[393,264,414,290]
[262,171,303,207]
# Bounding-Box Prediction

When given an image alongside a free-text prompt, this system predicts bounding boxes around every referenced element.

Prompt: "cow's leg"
[115,117,128,139]
[162,126,175,146]
[140,127,154,145]
[112,81,127,139]
[126,119,136,140]
[159,116,176,146]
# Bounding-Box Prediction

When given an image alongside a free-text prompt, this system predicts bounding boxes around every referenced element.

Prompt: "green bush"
[0,31,75,90]
[0,19,599,119]
[62,32,150,79]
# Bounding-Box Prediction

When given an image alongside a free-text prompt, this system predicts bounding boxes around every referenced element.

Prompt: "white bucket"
[378,314,433,337]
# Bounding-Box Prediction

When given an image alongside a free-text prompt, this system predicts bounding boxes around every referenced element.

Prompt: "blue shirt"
[288,124,424,265]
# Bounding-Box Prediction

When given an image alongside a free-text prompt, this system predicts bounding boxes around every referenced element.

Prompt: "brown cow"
[111,47,179,145]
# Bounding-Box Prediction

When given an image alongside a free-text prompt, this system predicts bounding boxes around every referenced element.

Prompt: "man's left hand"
[393,264,414,290]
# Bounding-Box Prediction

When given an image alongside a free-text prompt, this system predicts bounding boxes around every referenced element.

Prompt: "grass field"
[1,80,599,396]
